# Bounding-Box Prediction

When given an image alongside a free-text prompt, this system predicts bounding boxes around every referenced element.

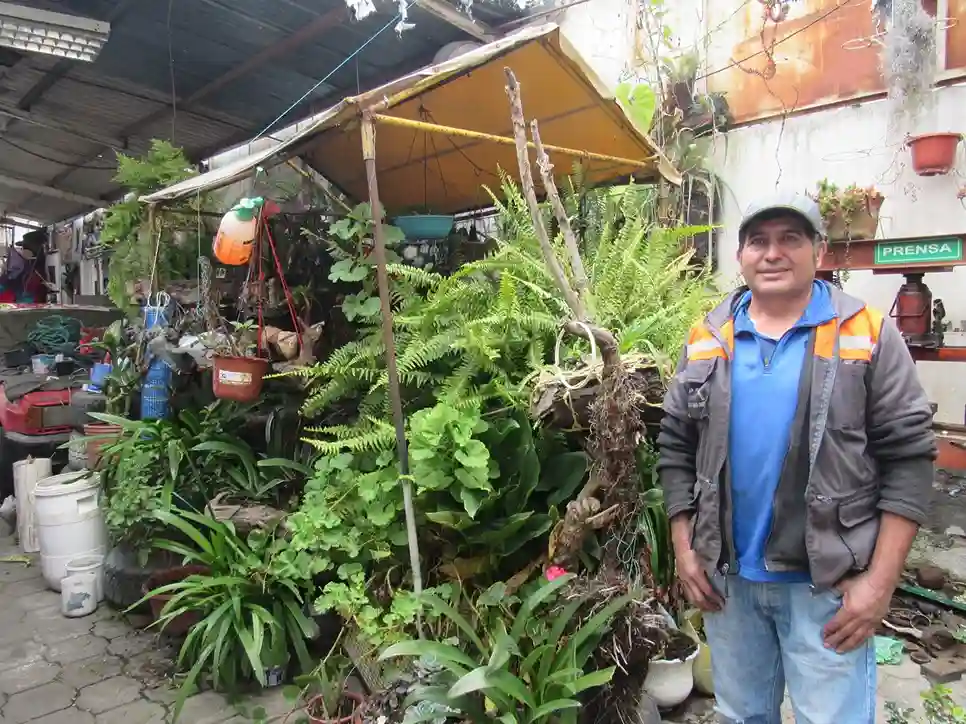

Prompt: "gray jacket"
[657,285,937,588]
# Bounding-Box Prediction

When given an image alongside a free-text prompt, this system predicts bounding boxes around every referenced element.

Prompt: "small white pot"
[61,572,98,618]
[643,646,699,709]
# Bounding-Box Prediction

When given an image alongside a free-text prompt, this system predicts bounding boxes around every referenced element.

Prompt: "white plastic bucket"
[13,457,52,554]
[61,572,98,617]
[33,472,106,592]
[66,555,105,602]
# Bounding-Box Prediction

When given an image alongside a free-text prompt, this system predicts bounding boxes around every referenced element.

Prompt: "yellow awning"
[142,24,679,212]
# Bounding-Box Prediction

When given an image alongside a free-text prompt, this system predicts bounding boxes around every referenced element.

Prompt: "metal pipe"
[360,113,424,628]
[370,113,657,169]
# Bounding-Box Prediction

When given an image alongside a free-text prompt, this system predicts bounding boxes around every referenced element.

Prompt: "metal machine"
[818,233,966,362]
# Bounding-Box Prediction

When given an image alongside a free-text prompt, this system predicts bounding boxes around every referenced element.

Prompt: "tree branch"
[530,119,590,305]
[504,67,586,321]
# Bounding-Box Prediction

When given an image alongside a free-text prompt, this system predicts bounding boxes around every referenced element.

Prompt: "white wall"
[709,86,966,423]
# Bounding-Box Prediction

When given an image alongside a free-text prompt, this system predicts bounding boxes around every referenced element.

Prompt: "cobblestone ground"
[0,535,290,724]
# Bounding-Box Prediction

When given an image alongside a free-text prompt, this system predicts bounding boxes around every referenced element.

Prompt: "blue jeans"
[703,577,876,724]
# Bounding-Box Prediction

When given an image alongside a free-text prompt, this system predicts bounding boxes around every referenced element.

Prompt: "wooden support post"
[360,113,424,628]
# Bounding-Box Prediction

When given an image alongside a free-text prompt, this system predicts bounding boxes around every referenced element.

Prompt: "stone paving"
[0,535,291,724]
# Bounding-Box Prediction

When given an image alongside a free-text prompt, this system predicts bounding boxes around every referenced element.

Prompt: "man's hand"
[822,573,894,653]
[669,513,723,612]
[676,547,724,612]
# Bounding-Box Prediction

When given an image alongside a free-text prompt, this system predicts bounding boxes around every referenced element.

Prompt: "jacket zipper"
[706,323,738,576]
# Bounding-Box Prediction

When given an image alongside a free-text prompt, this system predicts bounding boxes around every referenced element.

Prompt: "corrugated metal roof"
[0,0,534,223]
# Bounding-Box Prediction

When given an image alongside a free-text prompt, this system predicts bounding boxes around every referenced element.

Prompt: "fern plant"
[299,178,717,455]
[97,140,209,309]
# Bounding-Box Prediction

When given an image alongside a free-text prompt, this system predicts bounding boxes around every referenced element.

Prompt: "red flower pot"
[906,133,962,176]
[142,565,210,635]
[212,355,269,402]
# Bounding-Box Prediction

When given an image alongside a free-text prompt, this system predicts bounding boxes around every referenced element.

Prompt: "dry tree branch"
[531,119,590,304]
[504,67,586,321]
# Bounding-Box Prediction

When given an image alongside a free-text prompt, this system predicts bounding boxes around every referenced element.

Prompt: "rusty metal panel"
[947,0,966,70]
[707,0,886,123]
[707,0,964,124]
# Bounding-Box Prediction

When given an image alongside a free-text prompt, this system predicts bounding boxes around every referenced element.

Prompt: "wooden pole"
[360,113,424,629]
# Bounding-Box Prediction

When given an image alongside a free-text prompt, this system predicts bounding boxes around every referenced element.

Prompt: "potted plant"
[210,320,269,403]
[135,510,319,721]
[141,563,210,635]
[84,358,139,468]
[906,133,962,176]
[811,180,884,242]
[642,628,700,709]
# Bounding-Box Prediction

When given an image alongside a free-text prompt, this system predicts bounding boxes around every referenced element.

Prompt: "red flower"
[545,566,568,582]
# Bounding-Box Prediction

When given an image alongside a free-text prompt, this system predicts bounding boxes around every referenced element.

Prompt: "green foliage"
[101,357,139,416]
[636,443,675,600]
[886,685,966,724]
[380,574,629,724]
[312,202,406,323]
[136,510,319,722]
[98,140,207,309]
[410,403,494,518]
[88,404,253,553]
[299,179,716,432]
[616,82,657,133]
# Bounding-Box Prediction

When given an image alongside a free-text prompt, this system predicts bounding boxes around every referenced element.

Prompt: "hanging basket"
[906,133,962,176]
[212,356,269,402]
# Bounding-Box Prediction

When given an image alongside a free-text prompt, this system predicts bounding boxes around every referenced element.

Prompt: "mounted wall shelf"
[819,233,966,274]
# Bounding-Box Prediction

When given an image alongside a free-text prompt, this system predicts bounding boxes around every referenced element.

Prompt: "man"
[657,192,936,723]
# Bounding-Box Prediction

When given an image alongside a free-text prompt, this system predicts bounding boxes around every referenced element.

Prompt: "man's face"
[737,215,826,298]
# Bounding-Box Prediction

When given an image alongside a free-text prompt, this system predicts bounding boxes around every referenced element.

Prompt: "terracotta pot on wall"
[906,133,962,176]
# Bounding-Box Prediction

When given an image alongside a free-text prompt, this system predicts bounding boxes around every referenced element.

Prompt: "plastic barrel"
[33,471,107,592]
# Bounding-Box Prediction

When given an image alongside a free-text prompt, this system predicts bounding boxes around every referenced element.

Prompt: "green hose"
[27,315,82,354]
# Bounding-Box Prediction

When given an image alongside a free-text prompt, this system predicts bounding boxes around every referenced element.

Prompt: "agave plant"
[380,573,630,724]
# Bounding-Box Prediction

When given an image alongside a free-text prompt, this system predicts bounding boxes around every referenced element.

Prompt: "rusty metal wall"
[705,0,964,125]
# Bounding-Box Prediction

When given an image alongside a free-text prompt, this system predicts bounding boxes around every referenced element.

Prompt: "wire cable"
[698,0,853,80]
[0,137,115,170]
[251,1,417,144]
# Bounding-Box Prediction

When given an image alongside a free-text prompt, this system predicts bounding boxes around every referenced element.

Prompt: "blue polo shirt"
[729,281,835,582]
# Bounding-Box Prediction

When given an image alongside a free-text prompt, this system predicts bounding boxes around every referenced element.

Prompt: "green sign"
[874,237,963,265]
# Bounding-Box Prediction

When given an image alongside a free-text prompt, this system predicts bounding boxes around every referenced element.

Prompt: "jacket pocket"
[691,476,722,566]
[837,489,881,571]
[827,361,868,431]
[684,359,716,421]
[808,489,880,586]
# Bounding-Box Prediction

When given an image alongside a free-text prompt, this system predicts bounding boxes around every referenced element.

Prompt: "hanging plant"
[880,0,938,128]
[97,140,209,310]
